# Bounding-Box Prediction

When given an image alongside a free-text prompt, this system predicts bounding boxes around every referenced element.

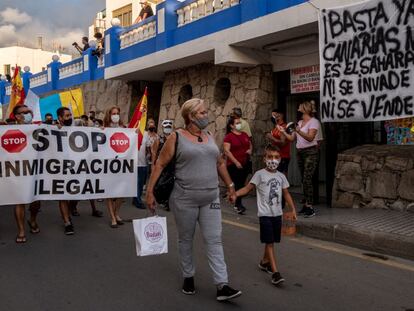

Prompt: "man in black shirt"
[134,1,154,24]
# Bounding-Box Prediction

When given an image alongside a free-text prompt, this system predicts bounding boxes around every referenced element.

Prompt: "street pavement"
[1,200,414,311]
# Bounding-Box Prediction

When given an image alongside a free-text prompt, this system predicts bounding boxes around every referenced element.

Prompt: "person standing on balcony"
[134,1,154,24]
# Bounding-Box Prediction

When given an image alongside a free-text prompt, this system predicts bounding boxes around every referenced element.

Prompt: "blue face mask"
[193,116,209,130]
[23,113,33,124]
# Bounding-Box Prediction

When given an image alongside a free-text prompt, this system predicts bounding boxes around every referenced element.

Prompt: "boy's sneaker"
[258,261,273,274]
[271,272,285,286]
[304,207,316,218]
[216,285,242,302]
[236,206,246,215]
[298,205,307,214]
[64,224,75,235]
[182,277,195,295]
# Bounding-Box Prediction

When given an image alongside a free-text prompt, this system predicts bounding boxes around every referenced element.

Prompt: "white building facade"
[0,46,72,76]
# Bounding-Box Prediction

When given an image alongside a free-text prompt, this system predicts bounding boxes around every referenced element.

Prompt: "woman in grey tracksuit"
[146,98,242,302]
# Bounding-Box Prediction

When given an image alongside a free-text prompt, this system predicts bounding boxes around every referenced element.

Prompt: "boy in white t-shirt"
[236,145,297,286]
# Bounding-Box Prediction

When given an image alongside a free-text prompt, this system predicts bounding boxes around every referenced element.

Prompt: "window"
[178,85,193,107]
[3,64,11,76]
[214,78,231,106]
[113,4,133,27]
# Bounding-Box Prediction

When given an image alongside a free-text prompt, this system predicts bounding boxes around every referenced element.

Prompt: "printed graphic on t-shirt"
[267,178,281,206]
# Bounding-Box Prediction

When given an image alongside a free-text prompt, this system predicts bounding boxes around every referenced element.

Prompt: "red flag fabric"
[129,87,148,150]
[8,66,25,119]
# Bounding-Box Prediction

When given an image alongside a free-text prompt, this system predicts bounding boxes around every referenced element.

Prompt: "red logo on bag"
[1,129,27,153]
[110,132,130,153]
[144,223,163,243]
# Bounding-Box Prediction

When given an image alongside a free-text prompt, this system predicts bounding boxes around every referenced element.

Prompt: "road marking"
[222,218,414,273]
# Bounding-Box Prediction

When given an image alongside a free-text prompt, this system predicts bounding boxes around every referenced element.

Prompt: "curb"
[296,221,414,261]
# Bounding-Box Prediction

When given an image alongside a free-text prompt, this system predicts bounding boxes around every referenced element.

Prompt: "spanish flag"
[128,87,148,150]
[8,66,26,118]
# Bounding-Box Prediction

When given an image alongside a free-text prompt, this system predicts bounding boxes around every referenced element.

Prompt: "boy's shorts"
[259,216,282,244]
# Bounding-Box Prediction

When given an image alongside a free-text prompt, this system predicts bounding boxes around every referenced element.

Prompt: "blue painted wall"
[0,0,307,105]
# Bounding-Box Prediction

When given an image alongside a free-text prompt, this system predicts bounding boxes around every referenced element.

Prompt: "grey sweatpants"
[170,184,229,285]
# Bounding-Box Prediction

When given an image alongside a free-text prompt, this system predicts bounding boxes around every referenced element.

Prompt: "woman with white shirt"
[103,106,126,227]
[279,100,319,218]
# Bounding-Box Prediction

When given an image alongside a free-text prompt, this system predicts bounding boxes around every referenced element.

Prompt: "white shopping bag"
[133,216,168,256]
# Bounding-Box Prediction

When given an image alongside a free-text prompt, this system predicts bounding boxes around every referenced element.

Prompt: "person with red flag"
[130,88,149,209]
[7,66,25,119]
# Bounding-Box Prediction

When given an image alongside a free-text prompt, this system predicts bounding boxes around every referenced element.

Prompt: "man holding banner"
[12,104,41,243]
[56,107,76,235]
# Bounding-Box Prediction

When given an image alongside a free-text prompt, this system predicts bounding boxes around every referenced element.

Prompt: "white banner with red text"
[319,0,414,122]
[0,125,138,205]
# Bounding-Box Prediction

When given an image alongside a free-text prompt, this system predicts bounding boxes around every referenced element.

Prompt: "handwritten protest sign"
[0,125,138,205]
[319,0,414,122]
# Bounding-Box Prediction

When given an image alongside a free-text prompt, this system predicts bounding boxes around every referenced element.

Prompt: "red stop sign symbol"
[110,132,130,153]
[1,129,27,153]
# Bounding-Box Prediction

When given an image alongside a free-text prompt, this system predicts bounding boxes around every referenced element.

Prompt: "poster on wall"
[291,65,320,94]
[385,117,414,145]
[319,0,414,122]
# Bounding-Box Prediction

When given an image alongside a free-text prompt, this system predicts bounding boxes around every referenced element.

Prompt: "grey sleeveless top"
[175,131,220,190]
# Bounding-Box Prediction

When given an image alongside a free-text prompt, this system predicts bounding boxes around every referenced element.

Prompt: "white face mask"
[163,127,172,134]
[235,123,242,131]
[111,114,120,123]
[265,159,280,171]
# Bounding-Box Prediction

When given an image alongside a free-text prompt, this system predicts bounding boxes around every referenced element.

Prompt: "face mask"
[266,159,280,171]
[149,127,156,132]
[235,124,242,131]
[193,117,209,130]
[111,114,120,123]
[45,119,53,125]
[23,113,33,124]
[163,127,172,134]
[63,119,73,126]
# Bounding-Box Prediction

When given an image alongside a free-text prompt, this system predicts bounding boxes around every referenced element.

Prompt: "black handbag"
[153,132,179,204]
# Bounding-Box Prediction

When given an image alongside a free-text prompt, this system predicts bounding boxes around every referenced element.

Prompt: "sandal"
[27,220,40,234]
[16,235,27,243]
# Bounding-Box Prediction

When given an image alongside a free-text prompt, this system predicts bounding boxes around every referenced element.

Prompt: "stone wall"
[80,80,133,123]
[332,145,414,212]
[158,63,274,167]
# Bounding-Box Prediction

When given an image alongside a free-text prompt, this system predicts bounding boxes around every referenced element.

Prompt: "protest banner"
[0,125,138,205]
[319,0,414,122]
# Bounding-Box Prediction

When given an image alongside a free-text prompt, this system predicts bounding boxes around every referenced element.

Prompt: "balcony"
[0,0,312,104]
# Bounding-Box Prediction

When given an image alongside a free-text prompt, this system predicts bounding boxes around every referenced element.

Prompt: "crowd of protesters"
[1,97,323,301]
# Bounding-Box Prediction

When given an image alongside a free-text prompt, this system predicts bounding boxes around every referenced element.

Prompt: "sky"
[0,0,105,54]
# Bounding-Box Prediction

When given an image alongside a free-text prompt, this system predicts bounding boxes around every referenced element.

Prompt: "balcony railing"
[30,73,48,88]
[0,0,309,105]
[177,0,240,27]
[5,85,11,96]
[59,59,84,80]
[119,17,156,50]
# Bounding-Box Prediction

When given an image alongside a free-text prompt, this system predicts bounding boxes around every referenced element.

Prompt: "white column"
[177,9,184,26]
[197,0,206,17]
[213,0,222,12]
[206,0,214,15]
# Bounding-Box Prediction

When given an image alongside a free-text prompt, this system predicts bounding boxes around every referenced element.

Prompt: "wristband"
[228,183,235,188]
